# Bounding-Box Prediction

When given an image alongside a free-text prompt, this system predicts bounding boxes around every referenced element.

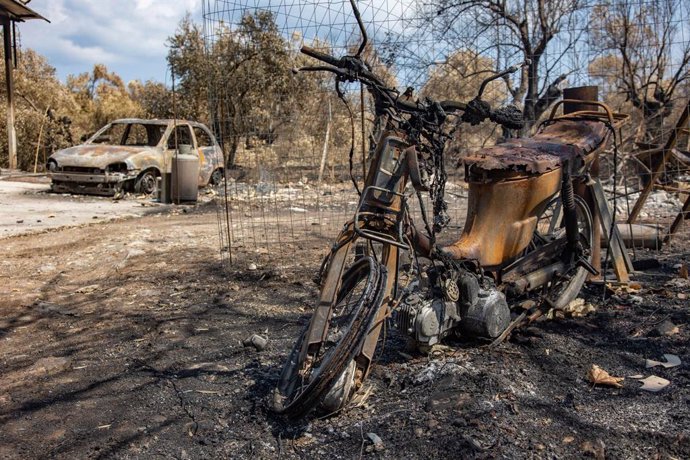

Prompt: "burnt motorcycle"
[273,0,627,419]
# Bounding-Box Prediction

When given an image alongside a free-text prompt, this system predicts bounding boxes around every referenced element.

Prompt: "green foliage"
[168,11,350,168]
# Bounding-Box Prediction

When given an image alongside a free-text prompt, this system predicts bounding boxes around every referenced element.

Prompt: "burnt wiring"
[335,78,363,197]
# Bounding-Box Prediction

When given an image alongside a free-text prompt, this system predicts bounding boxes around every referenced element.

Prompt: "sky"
[19,0,203,86]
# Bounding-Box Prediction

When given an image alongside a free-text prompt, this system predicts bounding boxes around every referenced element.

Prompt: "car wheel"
[134,170,158,195]
[210,169,224,186]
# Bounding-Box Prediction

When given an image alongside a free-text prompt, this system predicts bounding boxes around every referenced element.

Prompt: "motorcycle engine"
[395,268,510,346]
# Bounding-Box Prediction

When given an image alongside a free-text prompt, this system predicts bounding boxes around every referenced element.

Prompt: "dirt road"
[0,175,168,239]
[0,194,688,459]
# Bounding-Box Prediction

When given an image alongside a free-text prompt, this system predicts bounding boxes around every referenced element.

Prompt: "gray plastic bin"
[171,145,199,203]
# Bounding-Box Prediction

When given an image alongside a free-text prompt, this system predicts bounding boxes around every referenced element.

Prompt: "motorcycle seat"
[464,119,610,175]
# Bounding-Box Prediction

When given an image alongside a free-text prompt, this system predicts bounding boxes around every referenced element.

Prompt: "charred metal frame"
[48,119,224,196]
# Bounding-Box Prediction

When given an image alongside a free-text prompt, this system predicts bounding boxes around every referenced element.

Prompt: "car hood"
[50,145,161,170]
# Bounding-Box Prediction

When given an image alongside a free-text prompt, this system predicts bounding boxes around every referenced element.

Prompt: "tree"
[0,47,79,170]
[422,49,507,160]
[66,64,143,134]
[170,11,317,167]
[166,14,208,120]
[424,0,587,133]
[128,80,175,119]
[588,0,690,143]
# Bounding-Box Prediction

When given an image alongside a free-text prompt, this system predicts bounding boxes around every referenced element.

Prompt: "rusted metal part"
[581,177,602,281]
[441,168,562,267]
[590,177,631,282]
[315,132,409,343]
[357,244,398,382]
[48,119,224,196]
[666,193,690,242]
[507,260,567,295]
[464,119,608,175]
[362,132,409,213]
[501,238,567,284]
[305,223,355,352]
[601,223,662,250]
[354,133,412,248]
[562,86,599,114]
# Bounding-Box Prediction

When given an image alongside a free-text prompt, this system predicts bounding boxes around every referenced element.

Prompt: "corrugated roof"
[0,0,49,22]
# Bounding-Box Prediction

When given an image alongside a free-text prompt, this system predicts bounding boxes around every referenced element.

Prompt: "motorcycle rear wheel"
[535,194,593,309]
[273,256,387,419]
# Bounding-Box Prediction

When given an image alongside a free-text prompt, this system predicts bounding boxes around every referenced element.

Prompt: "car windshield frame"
[86,121,169,148]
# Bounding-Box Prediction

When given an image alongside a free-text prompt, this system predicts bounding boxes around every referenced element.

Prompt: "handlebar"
[301,45,340,68]
[296,45,524,130]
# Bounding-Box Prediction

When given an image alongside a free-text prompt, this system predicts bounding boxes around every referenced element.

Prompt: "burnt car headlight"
[106,162,129,173]
[47,159,58,172]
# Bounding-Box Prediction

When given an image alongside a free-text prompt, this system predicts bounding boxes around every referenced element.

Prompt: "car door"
[192,125,223,186]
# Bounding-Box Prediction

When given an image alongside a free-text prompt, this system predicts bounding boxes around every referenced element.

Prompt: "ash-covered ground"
[1,197,688,459]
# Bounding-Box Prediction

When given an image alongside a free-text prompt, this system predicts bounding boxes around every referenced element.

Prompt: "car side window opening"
[167,125,194,150]
[93,123,126,144]
[193,127,213,147]
[146,125,166,147]
[123,124,149,146]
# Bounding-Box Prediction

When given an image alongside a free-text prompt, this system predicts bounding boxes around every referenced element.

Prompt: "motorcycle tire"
[273,255,387,419]
[538,194,594,309]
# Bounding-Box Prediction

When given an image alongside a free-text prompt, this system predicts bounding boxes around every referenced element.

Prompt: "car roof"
[110,118,208,128]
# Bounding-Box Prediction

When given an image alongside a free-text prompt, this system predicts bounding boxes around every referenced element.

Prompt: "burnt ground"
[0,202,688,459]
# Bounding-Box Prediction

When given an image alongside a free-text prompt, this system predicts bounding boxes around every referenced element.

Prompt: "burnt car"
[47,119,225,195]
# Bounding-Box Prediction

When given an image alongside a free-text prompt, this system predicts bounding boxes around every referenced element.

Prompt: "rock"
[665,278,690,288]
[27,356,71,376]
[581,439,606,459]
[649,320,680,337]
[629,295,644,305]
[248,263,258,271]
[426,389,471,412]
[367,432,384,451]
[242,334,268,351]
[414,361,462,385]
[127,249,146,258]
[76,284,100,294]
[139,289,160,298]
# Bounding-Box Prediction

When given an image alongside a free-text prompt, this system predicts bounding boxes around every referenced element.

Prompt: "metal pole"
[3,16,17,170]
[360,83,366,179]
[317,100,332,185]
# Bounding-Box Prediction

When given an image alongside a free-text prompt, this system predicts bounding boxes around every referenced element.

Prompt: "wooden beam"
[628,101,690,224]
[665,193,690,242]
[2,15,17,170]
[591,178,631,282]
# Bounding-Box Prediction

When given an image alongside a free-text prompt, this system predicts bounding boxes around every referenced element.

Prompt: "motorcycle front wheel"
[273,255,387,419]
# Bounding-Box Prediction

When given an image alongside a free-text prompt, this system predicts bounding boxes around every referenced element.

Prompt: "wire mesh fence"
[202,0,690,265]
